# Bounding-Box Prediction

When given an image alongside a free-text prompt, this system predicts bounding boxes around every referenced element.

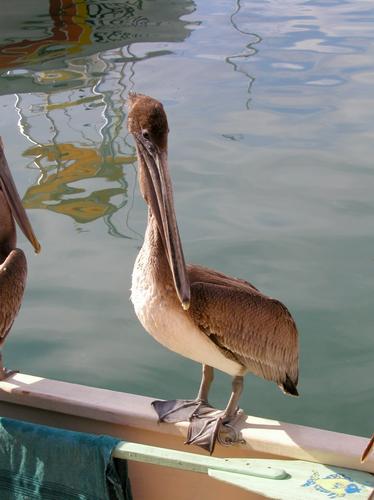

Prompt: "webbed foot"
[152,399,216,423]
[186,407,245,454]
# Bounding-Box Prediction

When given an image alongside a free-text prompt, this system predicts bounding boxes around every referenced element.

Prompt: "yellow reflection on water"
[23,143,135,225]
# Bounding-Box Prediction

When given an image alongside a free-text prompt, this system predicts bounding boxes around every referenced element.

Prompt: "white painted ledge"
[0,373,372,473]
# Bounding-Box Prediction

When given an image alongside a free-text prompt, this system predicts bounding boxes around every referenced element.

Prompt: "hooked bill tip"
[33,241,41,254]
[182,300,190,311]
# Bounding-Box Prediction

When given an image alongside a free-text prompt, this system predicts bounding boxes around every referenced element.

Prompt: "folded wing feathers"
[0,250,27,342]
[188,265,299,388]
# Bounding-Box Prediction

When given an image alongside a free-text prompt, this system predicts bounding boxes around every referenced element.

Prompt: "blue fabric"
[0,417,132,500]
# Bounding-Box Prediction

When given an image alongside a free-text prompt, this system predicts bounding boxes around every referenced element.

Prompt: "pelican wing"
[187,264,299,393]
[0,249,27,343]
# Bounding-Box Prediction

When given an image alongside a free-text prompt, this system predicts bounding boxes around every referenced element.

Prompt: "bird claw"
[185,413,222,454]
[152,399,216,423]
[152,399,245,455]
[186,408,245,455]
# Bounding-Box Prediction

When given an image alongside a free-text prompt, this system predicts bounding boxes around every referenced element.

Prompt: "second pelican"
[0,139,40,379]
[128,94,299,454]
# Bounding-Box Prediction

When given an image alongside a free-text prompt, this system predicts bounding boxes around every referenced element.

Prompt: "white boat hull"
[0,373,372,500]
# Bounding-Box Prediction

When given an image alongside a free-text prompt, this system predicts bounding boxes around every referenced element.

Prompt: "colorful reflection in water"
[0,0,195,236]
[22,142,134,235]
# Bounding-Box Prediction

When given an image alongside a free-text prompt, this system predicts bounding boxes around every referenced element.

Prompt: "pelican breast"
[131,244,245,377]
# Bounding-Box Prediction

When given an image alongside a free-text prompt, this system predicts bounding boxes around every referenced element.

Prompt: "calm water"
[0,0,373,438]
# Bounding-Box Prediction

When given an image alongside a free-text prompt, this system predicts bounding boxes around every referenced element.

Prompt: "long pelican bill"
[135,134,190,309]
[0,140,41,253]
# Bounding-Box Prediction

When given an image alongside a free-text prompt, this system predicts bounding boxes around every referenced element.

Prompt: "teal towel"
[0,417,132,500]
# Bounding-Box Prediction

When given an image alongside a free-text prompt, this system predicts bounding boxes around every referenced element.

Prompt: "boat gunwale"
[0,372,372,474]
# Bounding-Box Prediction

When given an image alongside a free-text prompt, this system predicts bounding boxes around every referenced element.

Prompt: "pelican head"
[0,139,41,255]
[127,93,190,310]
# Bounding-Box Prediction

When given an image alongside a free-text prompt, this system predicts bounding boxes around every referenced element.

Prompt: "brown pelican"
[0,139,41,379]
[128,94,299,453]
[361,434,374,463]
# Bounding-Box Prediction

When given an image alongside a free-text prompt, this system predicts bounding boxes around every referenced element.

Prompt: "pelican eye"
[140,128,156,155]
[142,129,150,140]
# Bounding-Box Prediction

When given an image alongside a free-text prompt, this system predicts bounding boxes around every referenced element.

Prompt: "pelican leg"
[0,350,18,381]
[196,364,214,401]
[186,375,244,454]
[152,365,217,423]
